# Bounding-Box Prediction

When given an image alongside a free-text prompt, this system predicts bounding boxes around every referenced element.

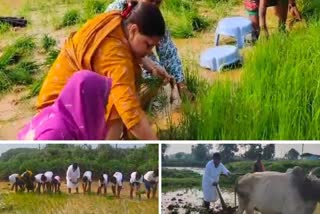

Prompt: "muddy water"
[162,188,235,214]
[165,167,204,175]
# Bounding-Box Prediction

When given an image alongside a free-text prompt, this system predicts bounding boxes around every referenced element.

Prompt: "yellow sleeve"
[93,37,144,129]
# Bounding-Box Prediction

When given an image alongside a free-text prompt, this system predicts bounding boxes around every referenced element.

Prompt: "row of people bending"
[9,163,158,199]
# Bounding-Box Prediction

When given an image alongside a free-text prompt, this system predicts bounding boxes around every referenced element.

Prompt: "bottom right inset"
[162,143,320,214]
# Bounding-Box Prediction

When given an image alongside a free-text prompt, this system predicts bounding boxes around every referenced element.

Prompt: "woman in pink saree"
[18,70,112,140]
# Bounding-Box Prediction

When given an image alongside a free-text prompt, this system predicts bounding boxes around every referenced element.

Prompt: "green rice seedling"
[61,9,82,28]
[16,61,39,74]
[0,71,11,91]
[166,21,320,140]
[5,68,32,86]
[41,35,57,52]
[84,0,107,20]
[162,0,209,38]
[0,37,36,70]
[45,49,60,66]
[296,0,320,20]
[0,22,11,35]
[163,10,194,38]
[28,75,46,97]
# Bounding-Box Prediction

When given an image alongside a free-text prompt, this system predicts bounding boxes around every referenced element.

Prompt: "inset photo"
[162,144,320,214]
[0,144,158,213]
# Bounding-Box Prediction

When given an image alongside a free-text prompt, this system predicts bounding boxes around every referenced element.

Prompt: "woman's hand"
[141,56,173,84]
[177,82,195,101]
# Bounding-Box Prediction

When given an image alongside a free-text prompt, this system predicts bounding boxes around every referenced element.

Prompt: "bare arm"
[129,116,158,140]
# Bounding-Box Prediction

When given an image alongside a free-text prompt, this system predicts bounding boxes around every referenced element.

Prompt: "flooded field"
[0,181,158,214]
[162,187,235,214]
[164,167,204,175]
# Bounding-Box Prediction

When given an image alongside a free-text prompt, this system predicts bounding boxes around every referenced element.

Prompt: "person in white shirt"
[202,153,231,209]
[9,173,24,192]
[35,173,47,193]
[82,171,93,193]
[110,171,123,198]
[44,171,53,192]
[97,173,108,195]
[66,163,80,194]
[143,169,158,199]
[130,171,143,199]
[52,175,61,193]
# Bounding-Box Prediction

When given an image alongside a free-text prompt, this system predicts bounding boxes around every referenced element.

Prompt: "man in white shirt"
[9,173,24,192]
[97,173,108,195]
[44,171,53,192]
[143,169,158,199]
[66,163,80,194]
[82,170,93,193]
[52,175,61,193]
[110,171,123,198]
[130,171,143,199]
[202,153,231,209]
[35,173,47,193]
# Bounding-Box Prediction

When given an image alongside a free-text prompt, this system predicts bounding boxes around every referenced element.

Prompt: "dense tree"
[217,144,239,163]
[262,144,275,160]
[243,144,263,160]
[191,144,213,161]
[285,148,300,160]
[0,145,158,180]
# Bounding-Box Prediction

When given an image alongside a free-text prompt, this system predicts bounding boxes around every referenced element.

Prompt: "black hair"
[213,153,221,160]
[123,1,165,37]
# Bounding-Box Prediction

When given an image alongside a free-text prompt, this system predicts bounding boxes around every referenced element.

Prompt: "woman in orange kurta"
[36,2,165,140]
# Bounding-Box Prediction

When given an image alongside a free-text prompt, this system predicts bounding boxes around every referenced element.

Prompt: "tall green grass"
[0,23,11,35]
[162,0,209,38]
[0,37,36,70]
[60,9,82,28]
[162,21,320,140]
[83,0,107,19]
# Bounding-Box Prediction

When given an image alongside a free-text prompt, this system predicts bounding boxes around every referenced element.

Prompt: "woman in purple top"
[17,70,112,140]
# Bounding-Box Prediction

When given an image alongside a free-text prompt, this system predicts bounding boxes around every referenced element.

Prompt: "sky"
[165,143,320,158]
[0,144,145,156]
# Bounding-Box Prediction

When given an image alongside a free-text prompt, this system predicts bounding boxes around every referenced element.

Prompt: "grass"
[162,0,210,38]
[0,37,36,70]
[61,9,82,28]
[83,0,108,20]
[0,182,158,214]
[0,23,11,35]
[162,169,201,192]
[160,19,320,140]
[41,35,57,52]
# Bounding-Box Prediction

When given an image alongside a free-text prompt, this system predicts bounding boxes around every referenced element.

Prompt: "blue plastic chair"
[214,16,253,49]
[199,45,242,72]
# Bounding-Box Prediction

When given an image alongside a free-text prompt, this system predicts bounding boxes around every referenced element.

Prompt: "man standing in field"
[66,163,80,194]
[82,170,93,193]
[202,153,231,209]
[97,173,108,195]
[35,173,47,193]
[130,171,144,199]
[143,169,158,199]
[110,171,123,198]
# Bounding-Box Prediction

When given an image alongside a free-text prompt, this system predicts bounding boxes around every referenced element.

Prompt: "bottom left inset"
[0,144,159,214]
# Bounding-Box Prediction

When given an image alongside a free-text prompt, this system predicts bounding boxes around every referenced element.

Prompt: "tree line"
[162,144,276,167]
[0,144,158,180]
